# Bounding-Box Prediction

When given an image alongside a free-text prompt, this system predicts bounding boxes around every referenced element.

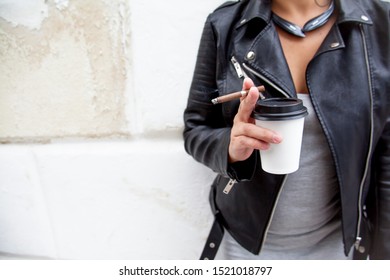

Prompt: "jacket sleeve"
[183,18,257,180]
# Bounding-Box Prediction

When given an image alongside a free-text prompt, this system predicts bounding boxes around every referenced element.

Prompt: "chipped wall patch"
[0,0,48,30]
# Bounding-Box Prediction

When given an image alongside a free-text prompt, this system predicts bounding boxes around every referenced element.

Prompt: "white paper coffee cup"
[252,98,308,174]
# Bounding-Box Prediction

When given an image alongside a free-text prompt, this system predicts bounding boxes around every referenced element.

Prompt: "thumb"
[235,86,260,122]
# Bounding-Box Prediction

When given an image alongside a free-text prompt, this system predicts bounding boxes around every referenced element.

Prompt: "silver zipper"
[231,56,248,79]
[354,24,375,250]
[260,175,288,249]
[242,63,290,98]
[223,178,237,194]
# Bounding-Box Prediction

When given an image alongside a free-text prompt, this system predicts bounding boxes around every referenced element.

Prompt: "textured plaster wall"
[0,0,225,259]
[0,0,130,141]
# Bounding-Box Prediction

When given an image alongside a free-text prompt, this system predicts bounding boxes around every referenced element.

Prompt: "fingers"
[228,78,283,163]
[242,77,255,91]
[235,86,259,123]
[228,124,273,163]
[234,122,282,145]
[229,122,283,163]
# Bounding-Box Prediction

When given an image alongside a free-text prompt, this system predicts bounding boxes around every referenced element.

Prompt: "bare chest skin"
[276,15,337,94]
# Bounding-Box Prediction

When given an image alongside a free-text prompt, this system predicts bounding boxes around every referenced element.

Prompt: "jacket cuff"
[227,151,258,182]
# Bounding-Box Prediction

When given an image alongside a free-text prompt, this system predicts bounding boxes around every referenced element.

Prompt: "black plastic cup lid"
[251,98,308,121]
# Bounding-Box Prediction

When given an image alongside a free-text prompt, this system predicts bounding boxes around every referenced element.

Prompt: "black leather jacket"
[183,0,390,259]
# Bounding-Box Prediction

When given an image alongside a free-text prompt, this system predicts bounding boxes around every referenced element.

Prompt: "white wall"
[0,0,226,259]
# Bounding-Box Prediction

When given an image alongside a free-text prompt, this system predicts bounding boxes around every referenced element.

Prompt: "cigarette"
[211,86,266,105]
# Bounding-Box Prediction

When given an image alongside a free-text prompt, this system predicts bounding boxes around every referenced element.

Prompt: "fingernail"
[273,134,283,143]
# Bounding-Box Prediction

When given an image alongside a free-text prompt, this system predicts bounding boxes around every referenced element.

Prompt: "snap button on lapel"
[246,51,256,60]
[330,42,340,48]
[361,15,369,21]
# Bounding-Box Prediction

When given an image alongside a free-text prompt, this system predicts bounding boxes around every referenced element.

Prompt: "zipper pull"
[231,56,247,79]
[354,236,367,254]
[223,179,237,194]
[231,57,266,100]
[354,236,362,250]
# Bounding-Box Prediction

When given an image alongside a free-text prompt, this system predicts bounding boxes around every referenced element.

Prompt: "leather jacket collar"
[236,0,373,30]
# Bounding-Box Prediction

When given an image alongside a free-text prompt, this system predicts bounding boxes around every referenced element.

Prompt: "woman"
[183,0,390,259]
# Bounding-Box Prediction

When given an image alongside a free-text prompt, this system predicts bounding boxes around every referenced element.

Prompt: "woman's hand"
[228,78,283,163]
